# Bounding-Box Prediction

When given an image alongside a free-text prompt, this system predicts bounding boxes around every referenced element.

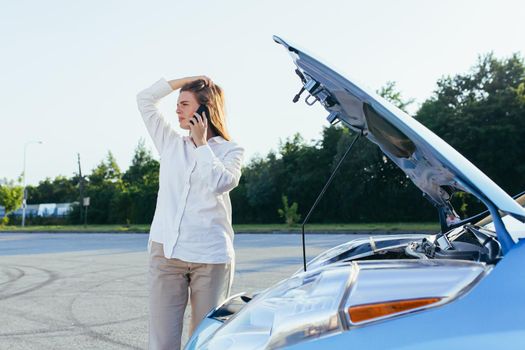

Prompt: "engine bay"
[404,225,501,264]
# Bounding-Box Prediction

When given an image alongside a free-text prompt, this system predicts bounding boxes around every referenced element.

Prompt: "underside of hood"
[273,35,525,246]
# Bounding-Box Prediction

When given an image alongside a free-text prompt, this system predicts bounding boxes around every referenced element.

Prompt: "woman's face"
[176,91,200,130]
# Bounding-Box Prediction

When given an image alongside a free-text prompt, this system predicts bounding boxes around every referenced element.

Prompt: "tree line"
[2,53,524,225]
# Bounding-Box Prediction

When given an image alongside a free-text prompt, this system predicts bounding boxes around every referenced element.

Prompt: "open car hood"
[274,35,525,245]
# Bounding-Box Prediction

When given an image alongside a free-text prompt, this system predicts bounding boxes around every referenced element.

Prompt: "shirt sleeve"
[136,78,179,155]
[194,143,245,194]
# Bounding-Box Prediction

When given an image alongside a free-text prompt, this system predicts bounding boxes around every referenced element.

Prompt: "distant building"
[56,203,72,216]
[38,203,56,217]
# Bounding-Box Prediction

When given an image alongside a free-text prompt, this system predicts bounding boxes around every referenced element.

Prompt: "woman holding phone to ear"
[137,75,244,350]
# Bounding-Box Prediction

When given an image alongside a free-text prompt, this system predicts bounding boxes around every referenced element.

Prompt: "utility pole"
[77,153,84,224]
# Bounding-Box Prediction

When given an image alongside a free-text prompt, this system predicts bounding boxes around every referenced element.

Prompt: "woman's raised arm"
[136,78,178,155]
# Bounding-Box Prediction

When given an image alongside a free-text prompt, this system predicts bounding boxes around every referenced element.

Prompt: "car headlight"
[200,264,352,350]
[344,260,485,326]
[198,260,486,350]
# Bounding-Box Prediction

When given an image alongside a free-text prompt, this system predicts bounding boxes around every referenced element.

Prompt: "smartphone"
[195,104,210,120]
[193,104,219,136]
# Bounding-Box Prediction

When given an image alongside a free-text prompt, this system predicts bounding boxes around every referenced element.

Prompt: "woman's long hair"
[181,79,231,141]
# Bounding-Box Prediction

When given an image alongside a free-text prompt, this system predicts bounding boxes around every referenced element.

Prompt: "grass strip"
[0,222,439,233]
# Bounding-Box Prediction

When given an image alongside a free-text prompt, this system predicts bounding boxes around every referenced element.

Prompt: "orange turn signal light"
[348,298,442,323]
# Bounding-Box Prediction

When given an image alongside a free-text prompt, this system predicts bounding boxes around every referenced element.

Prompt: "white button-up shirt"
[137,78,244,264]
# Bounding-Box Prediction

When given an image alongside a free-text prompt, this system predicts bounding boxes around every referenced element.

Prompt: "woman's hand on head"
[189,111,208,147]
[168,75,213,91]
[186,75,213,86]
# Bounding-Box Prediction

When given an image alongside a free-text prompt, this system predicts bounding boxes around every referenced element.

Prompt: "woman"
[136,75,244,350]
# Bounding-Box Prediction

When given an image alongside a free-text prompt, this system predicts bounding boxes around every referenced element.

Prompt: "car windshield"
[476,193,525,227]
[471,194,525,239]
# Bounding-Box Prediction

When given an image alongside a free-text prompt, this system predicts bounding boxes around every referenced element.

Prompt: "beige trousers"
[148,241,232,350]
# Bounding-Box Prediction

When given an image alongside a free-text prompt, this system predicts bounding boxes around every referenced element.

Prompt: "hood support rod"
[301,131,361,271]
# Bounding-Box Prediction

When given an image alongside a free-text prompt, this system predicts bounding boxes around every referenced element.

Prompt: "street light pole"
[21,140,43,227]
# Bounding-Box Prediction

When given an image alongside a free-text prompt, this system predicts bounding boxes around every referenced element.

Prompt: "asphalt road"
[0,232,369,349]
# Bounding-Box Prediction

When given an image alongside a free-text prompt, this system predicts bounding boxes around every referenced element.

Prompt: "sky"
[1,0,524,185]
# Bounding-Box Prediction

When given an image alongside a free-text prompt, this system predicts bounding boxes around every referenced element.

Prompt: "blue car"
[185,36,525,350]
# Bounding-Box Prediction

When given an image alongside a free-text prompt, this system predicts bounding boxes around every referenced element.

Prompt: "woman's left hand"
[189,111,208,147]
